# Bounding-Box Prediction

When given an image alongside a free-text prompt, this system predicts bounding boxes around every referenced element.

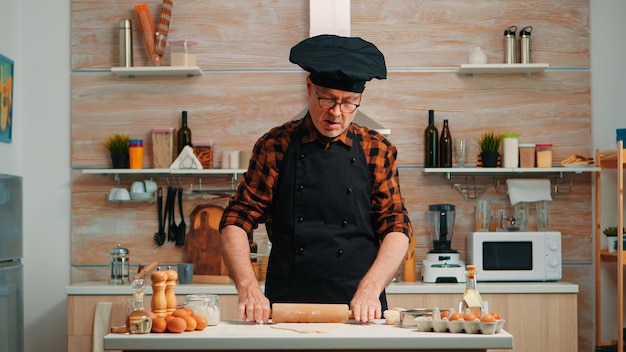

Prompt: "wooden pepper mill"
[165,266,178,316]
[151,267,168,318]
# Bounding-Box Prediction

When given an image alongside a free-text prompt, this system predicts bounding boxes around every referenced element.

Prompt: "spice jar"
[109,243,130,285]
[519,143,536,168]
[536,143,553,168]
[185,294,220,326]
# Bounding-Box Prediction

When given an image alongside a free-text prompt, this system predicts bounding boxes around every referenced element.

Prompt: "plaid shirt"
[219,115,412,239]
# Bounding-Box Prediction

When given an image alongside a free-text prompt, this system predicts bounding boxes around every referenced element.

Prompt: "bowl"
[130,192,153,201]
[130,181,146,194]
[399,308,433,328]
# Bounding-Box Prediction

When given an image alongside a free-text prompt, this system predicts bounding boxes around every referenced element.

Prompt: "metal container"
[520,26,532,64]
[109,243,130,284]
[119,19,133,67]
[503,25,517,64]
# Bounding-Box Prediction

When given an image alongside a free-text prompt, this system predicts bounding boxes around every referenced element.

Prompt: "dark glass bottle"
[439,119,452,167]
[177,110,192,154]
[424,110,439,168]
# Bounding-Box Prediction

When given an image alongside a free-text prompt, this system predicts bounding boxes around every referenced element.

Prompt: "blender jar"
[428,204,456,252]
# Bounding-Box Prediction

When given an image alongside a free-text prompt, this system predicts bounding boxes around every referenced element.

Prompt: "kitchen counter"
[103,320,513,351]
[67,280,578,295]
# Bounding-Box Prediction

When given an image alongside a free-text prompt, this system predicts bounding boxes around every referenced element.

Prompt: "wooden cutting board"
[186,204,228,276]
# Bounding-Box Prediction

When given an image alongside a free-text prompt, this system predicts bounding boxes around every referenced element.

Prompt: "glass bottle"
[459,265,483,315]
[438,119,452,167]
[177,110,192,155]
[126,279,152,334]
[424,109,439,168]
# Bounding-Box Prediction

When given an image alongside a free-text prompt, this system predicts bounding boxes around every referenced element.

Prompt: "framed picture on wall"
[1,53,14,144]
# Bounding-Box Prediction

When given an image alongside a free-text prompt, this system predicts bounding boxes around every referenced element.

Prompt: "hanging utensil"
[175,185,186,247]
[167,186,178,242]
[153,187,166,246]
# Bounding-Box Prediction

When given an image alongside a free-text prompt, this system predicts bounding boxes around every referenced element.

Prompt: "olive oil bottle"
[458,265,483,315]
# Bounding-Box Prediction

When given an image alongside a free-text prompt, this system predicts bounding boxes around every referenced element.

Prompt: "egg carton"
[414,317,505,335]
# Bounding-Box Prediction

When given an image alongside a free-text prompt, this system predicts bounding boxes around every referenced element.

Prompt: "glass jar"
[185,294,220,326]
[535,143,553,168]
[152,128,174,169]
[519,143,536,168]
[193,141,214,169]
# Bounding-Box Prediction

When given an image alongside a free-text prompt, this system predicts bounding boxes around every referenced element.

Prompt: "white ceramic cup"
[114,188,131,201]
[144,180,157,194]
[108,187,124,201]
[130,181,146,194]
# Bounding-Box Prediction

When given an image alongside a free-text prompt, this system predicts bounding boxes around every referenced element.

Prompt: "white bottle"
[502,133,519,168]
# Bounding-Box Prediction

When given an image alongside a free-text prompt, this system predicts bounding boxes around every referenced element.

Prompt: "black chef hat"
[289,34,387,93]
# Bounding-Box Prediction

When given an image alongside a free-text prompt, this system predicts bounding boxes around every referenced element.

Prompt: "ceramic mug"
[113,188,131,201]
[130,181,146,194]
[178,263,194,284]
[108,187,125,201]
[144,180,157,194]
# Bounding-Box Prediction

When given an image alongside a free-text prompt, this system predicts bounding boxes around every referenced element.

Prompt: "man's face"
[306,78,362,138]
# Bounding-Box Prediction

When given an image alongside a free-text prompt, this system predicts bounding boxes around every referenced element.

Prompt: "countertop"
[67,281,578,295]
[103,320,513,351]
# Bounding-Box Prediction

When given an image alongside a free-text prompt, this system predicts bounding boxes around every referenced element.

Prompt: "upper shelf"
[111,66,203,78]
[457,63,549,76]
[424,165,598,179]
[82,168,246,175]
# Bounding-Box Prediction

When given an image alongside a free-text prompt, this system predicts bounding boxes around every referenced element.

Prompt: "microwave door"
[483,241,534,271]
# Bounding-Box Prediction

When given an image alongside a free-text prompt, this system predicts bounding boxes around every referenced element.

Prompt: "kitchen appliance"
[422,204,466,283]
[0,174,23,352]
[467,231,562,281]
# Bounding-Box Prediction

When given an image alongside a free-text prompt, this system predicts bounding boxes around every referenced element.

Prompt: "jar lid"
[535,143,553,147]
[501,133,519,138]
[519,143,536,148]
[152,127,175,133]
[110,243,129,255]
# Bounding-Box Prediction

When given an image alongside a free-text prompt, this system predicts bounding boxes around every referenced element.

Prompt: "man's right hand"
[237,284,271,324]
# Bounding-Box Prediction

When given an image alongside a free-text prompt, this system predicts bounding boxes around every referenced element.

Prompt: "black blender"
[422,204,466,283]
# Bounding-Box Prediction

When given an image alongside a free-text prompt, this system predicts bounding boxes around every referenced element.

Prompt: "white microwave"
[467,231,562,282]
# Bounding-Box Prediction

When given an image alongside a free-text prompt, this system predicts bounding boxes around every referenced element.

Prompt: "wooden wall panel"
[70,0,592,350]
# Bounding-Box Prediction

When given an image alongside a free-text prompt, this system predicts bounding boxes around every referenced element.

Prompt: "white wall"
[0,0,71,351]
[0,0,622,351]
[591,0,626,345]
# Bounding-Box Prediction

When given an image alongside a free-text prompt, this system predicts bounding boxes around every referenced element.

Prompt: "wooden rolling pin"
[271,303,352,323]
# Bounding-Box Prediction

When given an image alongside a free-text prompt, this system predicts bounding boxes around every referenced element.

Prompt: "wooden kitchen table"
[103,320,513,351]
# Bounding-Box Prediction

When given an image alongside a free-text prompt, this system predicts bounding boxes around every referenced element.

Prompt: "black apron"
[265,123,387,309]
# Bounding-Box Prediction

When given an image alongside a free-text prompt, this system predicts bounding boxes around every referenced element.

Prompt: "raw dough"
[270,323,345,334]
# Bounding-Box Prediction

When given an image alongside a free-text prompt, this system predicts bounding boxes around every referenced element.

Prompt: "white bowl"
[144,180,158,194]
[113,188,131,201]
[130,181,146,193]
[130,192,153,201]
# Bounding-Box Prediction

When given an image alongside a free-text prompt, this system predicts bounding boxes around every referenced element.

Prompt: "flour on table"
[270,323,345,334]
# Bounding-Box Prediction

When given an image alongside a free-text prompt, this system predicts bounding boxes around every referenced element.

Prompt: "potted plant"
[105,133,130,168]
[603,227,626,252]
[476,131,502,167]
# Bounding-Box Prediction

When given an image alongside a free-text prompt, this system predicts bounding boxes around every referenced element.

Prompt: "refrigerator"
[0,174,23,352]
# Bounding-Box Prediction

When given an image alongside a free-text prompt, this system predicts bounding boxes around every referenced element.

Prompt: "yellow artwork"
[1,53,14,143]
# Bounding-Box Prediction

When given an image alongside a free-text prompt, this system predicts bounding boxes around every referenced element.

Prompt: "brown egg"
[194,315,208,330]
[166,317,187,333]
[171,309,190,318]
[440,310,449,319]
[463,313,479,321]
[491,311,502,320]
[449,312,463,321]
[151,318,167,333]
[183,314,197,331]
[182,307,195,317]
[480,313,496,323]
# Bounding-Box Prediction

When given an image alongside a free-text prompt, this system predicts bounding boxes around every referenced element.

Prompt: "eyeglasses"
[314,88,361,113]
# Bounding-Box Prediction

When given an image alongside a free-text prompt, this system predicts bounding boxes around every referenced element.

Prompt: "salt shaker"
[503,25,518,64]
[520,26,533,64]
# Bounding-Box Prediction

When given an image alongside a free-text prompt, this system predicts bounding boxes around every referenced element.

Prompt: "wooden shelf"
[457,63,549,75]
[599,249,626,263]
[111,66,203,77]
[81,168,246,175]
